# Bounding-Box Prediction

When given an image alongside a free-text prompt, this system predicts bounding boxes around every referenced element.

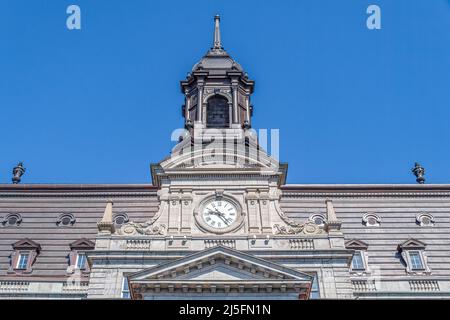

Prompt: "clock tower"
[88,16,350,300]
[118,15,313,239]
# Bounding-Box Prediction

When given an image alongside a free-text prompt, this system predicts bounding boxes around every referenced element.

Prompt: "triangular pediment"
[398,238,427,250]
[69,238,95,250]
[128,246,312,283]
[345,239,369,250]
[12,238,41,251]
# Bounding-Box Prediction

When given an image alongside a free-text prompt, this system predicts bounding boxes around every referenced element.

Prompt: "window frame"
[398,239,430,275]
[16,252,30,270]
[7,239,41,275]
[67,238,95,275]
[408,251,425,271]
[351,250,366,271]
[75,253,87,270]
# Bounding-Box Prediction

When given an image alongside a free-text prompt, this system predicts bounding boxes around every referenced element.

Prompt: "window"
[206,95,230,128]
[75,253,87,270]
[397,239,430,275]
[56,213,76,227]
[2,213,22,227]
[362,213,380,227]
[8,239,41,274]
[68,238,95,274]
[309,214,325,227]
[345,239,370,274]
[113,213,129,226]
[16,253,29,270]
[351,251,365,270]
[416,213,434,227]
[121,277,131,299]
[409,251,424,270]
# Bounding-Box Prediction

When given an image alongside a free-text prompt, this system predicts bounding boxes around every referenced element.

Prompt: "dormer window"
[56,213,76,227]
[362,213,381,227]
[309,213,326,227]
[8,239,41,274]
[113,213,129,227]
[398,239,430,275]
[416,213,434,227]
[2,213,22,227]
[345,239,370,274]
[67,238,95,274]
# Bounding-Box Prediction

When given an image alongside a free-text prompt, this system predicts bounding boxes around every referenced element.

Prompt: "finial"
[213,14,222,49]
[12,162,26,184]
[412,162,425,184]
[324,199,342,232]
[97,201,115,234]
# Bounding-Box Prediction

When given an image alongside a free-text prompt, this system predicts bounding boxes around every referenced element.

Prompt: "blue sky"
[0,0,449,184]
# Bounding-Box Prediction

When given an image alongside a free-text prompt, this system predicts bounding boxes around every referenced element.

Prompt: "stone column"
[246,190,260,233]
[259,192,271,233]
[197,81,204,123]
[168,194,181,234]
[231,80,239,124]
[180,191,193,233]
[184,89,191,125]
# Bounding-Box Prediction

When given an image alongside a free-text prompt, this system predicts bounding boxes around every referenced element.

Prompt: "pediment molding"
[128,246,313,283]
[69,238,95,250]
[345,239,369,250]
[398,238,427,251]
[12,238,41,252]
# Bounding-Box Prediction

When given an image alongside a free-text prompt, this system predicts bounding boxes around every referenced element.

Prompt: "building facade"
[1,16,450,300]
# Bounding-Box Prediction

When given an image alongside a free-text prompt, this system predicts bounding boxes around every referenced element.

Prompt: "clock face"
[202,199,238,230]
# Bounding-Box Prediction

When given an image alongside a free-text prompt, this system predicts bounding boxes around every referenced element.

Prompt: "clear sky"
[0,0,449,184]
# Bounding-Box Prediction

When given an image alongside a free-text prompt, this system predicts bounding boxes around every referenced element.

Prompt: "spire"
[213,14,222,49]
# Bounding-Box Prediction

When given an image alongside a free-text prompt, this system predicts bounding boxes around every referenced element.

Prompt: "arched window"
[206,95,229,128]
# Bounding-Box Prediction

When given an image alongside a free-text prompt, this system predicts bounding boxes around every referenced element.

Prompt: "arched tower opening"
[206,95,230,128]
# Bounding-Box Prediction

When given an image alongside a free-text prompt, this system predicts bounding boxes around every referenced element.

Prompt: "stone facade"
[1,16,449,300]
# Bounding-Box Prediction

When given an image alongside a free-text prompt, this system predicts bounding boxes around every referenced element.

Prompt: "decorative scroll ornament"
[273,220,321,235]
[118,218,167,236]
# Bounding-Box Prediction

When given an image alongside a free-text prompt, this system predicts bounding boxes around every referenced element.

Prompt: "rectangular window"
[121,277,131,299]
[409,251,424,270]
[351,251,365,270]
[16,253,29,270]
[76,253,87,270]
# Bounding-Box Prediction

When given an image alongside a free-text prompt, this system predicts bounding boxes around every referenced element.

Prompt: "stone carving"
[118,218,167,236]
[273,221,320,235]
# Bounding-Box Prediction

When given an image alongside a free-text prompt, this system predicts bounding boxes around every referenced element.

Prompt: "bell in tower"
[180,15,255,135]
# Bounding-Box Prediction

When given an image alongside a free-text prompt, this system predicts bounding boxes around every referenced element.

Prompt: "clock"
[202,199,238,230]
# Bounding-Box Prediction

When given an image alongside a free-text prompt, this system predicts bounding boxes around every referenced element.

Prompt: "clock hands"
[207,209,232,226]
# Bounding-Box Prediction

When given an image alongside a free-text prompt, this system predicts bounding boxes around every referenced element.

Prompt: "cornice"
[281,184,450,198]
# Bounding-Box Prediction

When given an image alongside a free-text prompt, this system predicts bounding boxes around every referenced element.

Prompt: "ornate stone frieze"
[273,221,321,235]
[118,219,167,236]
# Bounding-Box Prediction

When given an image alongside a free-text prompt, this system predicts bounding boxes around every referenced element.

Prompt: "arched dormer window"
[206,95,230,128]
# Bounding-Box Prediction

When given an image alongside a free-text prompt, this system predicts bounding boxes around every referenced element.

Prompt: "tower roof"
[191,15,243,73]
